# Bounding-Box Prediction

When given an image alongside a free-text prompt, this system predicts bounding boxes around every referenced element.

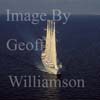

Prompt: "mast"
[45,20,51,61]
[44,20,58,69]
[51,21,57,69]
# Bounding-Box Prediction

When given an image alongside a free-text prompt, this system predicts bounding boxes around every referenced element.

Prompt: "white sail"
[45,20,51,61]
[50,21,57,69]
[44,20,57,69]
[41,20,62,74]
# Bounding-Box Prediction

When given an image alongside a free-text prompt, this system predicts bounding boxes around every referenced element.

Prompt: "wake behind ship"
[41,20,62,75]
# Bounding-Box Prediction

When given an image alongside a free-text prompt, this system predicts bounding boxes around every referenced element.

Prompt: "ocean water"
[0,15,100,99]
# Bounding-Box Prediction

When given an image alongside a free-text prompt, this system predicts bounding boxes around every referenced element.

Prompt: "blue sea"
[0,15,100,99]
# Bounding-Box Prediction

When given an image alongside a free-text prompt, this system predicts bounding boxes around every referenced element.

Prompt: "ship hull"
[41,58,62,75]
[43,64,58,75]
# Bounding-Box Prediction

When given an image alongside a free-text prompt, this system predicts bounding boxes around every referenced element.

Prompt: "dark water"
[0,15,100,99]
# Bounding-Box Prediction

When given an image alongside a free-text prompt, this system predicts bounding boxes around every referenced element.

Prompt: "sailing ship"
[41,20,62,75]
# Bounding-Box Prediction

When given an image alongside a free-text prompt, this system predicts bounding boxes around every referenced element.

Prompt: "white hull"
[41,54,62,75]
[42,60,59,75]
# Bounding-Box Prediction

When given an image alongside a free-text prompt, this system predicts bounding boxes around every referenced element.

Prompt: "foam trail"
[35,62,47,72]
